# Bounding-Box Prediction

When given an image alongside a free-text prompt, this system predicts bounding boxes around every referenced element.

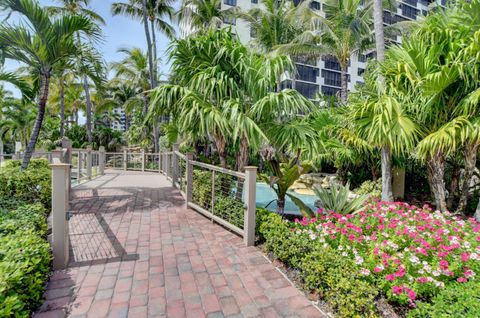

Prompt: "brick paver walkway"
[35,170,323,318]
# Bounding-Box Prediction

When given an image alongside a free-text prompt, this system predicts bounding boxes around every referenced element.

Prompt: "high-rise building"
[110,108,128,132]
[185,0,445,100]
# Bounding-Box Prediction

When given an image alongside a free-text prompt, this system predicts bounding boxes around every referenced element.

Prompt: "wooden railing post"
[172,143,179,187]
[77,150,82,182]
[51,148,64,163]
[50,162,70,269]
[141,149,145,172]
[244,166,257,247]
[86,146,92,180]
[123,148,127,171]
[99,146,105,175]
[185,153,194,208]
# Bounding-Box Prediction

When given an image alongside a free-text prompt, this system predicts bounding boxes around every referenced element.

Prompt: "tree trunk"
[21,72,50,170]
[213,134,227,168]
[83,75,93,144]
[426,151,447,212]
[474,197,480,222]
[340,64,348,104]
[142,0,156,89]
[457,143,479,214]
[150,18,158,84]
[373,0,386,65]
[59,77,66,138]
[277,195,285,214]
[381,145,393,201]
[236,135,249,172]
[75,109,79,125]
[447,163,460,211]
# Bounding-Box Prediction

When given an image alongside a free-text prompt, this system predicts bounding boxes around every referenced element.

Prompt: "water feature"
[255,182,317,215]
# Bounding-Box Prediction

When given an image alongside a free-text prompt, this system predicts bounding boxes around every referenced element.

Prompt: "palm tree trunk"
[59,77,66,138]
[213,133,227,168]
[83,75,93,144]
[427,151,447,212]
[457,143,479,214]
[236,135,249,172]
[142,0,156,89]
[277,194,285,214]
[340,64,348,104]
[74,109,79,125]
[447,163,460,211]
[150,18,158,83]
[21,72,50,170]
[373,0,385,64]
[381,145,393,201]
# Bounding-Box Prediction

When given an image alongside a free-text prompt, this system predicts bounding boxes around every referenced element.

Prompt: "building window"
[224,0,236,5]
[402,0,417,6]
[321,85,340,97]
[400,4,418,19]
[223,16,236,25]
[294,55,317,66]
[296,82,319,99]
[383,11,395,25]
[322,56,341,71]
[310,1,321,10]
[251,0,258,3]
[321,69,342,87]
[357,68,365,76]
[296,64,319,83]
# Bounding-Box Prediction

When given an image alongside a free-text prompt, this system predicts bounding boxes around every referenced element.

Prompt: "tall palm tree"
[275,0,372,103]
[46,0,106,144]
[0,0,100,169]
[177,0,236,36]
[236,0,308,53]
[112,0,175,80]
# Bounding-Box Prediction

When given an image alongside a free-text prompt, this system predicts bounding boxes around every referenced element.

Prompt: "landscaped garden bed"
[257,201,480,317]
[0,159,52,317]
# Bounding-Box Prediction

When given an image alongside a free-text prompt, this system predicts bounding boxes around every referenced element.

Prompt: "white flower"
[432,270,441,277]
[418,269,425,274]
[338,245,344,251]
[360,268,370,276]
[463,241,471,249]
[409,255,420,264]
[355,255,364,265]
[434,281,445,288]
[342,252,348,257]
[471,253,479,260]
[309,233,317,240]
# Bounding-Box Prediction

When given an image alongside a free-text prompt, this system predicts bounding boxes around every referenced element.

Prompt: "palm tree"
[177,0,232,36]
[0,0,100,169]
[236,0,308,53]
[275,0,372,104]
[112,0,174,81]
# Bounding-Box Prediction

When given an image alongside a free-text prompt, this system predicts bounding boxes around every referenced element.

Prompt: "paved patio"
[35,170,323,318]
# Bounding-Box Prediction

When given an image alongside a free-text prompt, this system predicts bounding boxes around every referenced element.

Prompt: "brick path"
[35,170,323,318]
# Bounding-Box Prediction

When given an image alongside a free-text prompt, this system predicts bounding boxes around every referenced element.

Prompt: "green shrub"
[408,281,480,318]
[302,249,378,318]
[0,232,52,317]
[213,195,244,229]
[258,213,378,317]
[314,183,367,214]
[0,204,48,237]
[0,159,51,208]
[353,178,382,198]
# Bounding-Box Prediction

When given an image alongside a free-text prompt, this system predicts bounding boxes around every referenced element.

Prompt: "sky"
[2,0,180,93]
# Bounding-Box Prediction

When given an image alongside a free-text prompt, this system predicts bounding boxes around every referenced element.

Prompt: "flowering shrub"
[292,201,480,307]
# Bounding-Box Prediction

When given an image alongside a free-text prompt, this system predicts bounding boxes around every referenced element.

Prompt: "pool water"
[255,182,317,215]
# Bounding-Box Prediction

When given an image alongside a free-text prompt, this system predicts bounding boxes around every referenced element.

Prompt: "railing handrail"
[190,159,245,179]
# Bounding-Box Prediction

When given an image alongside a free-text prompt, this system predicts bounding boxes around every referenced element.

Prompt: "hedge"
[0,160,53,317]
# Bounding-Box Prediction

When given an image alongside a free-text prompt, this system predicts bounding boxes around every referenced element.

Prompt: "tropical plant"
[177,0,235,36]
[313,183,367,214]
[275,0,373,103]
[260,158,312,215]
[0,0,101,169]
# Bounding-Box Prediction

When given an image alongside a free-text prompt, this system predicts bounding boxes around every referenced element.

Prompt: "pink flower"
[407,289,416,301]
[461,253,470,262]
[417,277,428,284]
[439,260,449,270]
[374,266,383,273]
[392,285,403,295]
[385,274,395,281]
[457,277,467,283]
